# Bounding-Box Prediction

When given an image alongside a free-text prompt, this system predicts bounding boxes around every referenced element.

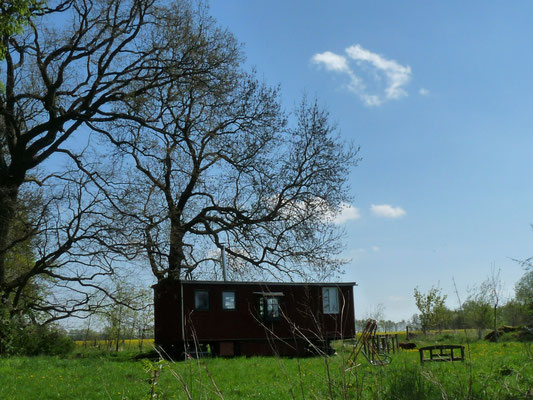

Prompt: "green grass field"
[1,333,532,399]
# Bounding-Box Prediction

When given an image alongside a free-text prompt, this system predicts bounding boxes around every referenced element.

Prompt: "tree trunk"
[84,319,91,348]
[115,307,122,353]
[493,305,498,342]
[139,326,144,352]
[0,182,20,292]
[167,220,185,280]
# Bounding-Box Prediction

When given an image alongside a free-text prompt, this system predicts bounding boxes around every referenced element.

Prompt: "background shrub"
[1,317,73,357]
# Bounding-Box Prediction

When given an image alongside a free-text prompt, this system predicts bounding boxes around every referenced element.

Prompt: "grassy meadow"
[0,332,532,399]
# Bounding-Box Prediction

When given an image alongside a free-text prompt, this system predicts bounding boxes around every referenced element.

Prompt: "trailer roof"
[177,280,357,287]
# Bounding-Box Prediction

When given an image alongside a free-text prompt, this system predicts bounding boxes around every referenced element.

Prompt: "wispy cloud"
[312,44,411,106]
[346,45,411,101]
[277,198,360,225]
[371,245,380,252]
[311,51,350,73]
[371,204,406,218]
[419,88,430,96]
[332,203,361,224]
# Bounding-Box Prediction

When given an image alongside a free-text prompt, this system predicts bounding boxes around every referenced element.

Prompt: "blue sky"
[210,1,533,320]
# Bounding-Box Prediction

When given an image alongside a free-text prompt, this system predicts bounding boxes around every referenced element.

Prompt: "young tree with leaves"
[481,268,504,341]
[462,297,492,339]
[413,286,447,334]
[515,269,533,325]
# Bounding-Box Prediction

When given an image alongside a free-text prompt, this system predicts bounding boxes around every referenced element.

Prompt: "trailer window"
[222,291,236,310]
[322,287,339,314]
[266,297,280,319]
[258,296,280,321]
[194,290,209,311]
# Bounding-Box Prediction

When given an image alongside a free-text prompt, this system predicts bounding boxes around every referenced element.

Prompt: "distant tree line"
[356,268,533,338]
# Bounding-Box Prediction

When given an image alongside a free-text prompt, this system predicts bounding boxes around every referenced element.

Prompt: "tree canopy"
[91,2,356,282]
[0,0,357,330]
[0,0,47,59]
[0,0,181,322]
[515,270,533,324]
[413,286,447,334]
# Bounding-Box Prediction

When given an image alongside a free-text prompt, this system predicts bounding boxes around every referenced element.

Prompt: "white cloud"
[360,94,381,107]
[370,204,406,218]
[371,245,380,252]
[311,51,349,73]
[332,203,361,224]
[419,88,430,96]
[311,44,411,106]
[275,197,360,225]
[345,44,411,100]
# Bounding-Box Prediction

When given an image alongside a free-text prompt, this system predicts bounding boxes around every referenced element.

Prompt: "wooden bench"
[418,345,465,364]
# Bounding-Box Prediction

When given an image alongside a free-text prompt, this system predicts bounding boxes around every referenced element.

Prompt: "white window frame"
[322,287,339,314]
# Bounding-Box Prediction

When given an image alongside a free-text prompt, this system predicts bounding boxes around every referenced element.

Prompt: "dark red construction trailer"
[153,279,356,357]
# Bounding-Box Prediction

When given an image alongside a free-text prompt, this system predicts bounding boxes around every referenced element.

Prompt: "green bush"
[15,324,74,356]
[0,311,16,355]
[1,317,74,356]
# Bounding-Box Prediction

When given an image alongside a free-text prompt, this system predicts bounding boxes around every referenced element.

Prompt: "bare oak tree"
[92,4,358,283]
[1,0,357,333]
[0,0,214,321]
